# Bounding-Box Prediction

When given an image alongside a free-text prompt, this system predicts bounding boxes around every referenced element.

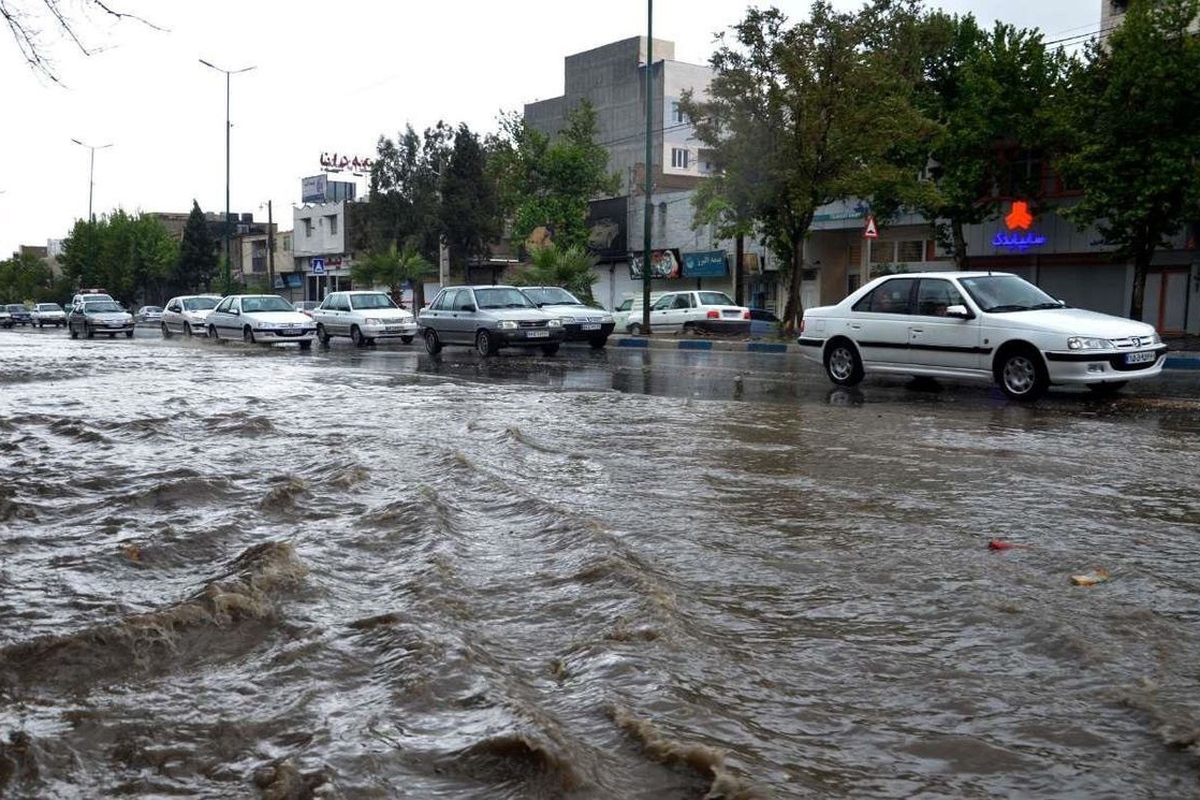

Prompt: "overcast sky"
[2,0,1101,259]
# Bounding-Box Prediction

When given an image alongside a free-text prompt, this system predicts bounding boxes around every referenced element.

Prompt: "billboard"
[587,197,628,258]
[682,250,728,278]
[301,175,328,203]
[629,248,682,279]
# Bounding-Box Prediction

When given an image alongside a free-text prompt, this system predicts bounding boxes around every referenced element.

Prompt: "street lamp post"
[199,58,256,292]
[70,138,112,221]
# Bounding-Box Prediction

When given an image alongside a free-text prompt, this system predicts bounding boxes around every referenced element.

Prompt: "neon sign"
[993,200,1046,252]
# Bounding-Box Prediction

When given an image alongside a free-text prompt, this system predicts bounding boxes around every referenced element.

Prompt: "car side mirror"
[944,304,974,319]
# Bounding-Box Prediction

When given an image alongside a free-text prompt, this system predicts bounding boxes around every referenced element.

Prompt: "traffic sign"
[864,215,878,239]
[311,257,326,275]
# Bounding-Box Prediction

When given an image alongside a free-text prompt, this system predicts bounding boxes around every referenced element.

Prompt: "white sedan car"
[205,294,316,348]
[798,271,1167,400]
[625,290,750,335]
[161,294,221,337]
[310,290,418,346]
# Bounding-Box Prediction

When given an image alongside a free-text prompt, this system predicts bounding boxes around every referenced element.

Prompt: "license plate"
[581,323,600,330]
[1126,351,1156,364]
[526,330,550,338]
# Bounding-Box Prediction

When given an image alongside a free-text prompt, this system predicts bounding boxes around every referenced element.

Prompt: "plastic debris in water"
[1070,568,1110,586]
[988,540,1031,550]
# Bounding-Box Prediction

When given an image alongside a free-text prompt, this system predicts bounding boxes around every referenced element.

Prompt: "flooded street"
[3,328,1200,799]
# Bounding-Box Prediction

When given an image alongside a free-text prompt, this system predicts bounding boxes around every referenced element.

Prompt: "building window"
[672,102,686,124]
[896,240,925,262]
[302,218,312,237]
[671,148,689,169]
[326,215,338,235]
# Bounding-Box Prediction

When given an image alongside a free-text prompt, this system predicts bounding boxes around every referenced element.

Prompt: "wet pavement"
[2,326,1200,799]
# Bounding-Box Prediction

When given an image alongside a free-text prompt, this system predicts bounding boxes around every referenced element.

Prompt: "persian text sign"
[682,250,728,278]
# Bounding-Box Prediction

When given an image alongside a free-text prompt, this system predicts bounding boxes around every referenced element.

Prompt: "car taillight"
[799,318,806,333]
[707,310,719,319]
[741,310,750,320]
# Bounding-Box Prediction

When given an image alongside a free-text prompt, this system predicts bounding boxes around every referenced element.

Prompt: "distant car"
[0,307,11,328]
[798,271,1168,401]
[160,294,221,337]
[748,308,781,338]
[70,290,114,308]
[67,298,134,339]
[205,294,316,348]
[31,302,67,327]
[293,300,320,317]
[4,304,33,326]
[625,290,751,336]
[520,286,615,348]
[418,285,566,357]
[611,293,663,333]
[311,290,418,346]
[135,305,163,324]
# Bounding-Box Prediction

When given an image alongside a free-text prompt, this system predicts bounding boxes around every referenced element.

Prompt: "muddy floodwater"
[2,331,1200,799]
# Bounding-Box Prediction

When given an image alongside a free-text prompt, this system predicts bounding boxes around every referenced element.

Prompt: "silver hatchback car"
[418,285,566,357]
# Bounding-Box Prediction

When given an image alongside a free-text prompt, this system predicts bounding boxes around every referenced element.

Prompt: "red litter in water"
[988,540,1030,550]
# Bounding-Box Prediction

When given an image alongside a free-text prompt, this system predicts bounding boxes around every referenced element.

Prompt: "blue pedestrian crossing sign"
[311,258,326,275]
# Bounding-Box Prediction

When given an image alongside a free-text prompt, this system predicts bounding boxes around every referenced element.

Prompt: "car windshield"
[242,296,295,313]
[351,293,398,310]
[959,275,1062,313]
[142,306,162,313]
[87,301,123,313]
[183,297,220,311]
[523,287,582,306]
[7,305,25,312]
[474,288,535,309]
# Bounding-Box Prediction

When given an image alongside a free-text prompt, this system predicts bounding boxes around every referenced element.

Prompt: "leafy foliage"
[177,200,219,293]
[0,250,61,303]
[1059,0,1200,319]
[59,209,177,305]
[487,101,620,252]
[508,243,599,303]
[350,241,434,307]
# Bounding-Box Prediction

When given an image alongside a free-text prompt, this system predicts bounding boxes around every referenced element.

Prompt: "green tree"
[350,240,434,307]
[488,101,620,252]
[906,14,1069,269]
[177,201,219,293]
[0,251,53,302]
[441,123,503,273]
[368,123,453,307]
[508,242,599,303]
[1059,0,1200,320]
[682,2,928,331]
[58,209,177,304]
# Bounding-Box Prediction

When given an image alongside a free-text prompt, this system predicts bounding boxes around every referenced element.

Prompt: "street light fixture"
[199,58,256,292]
[70,138,112,221]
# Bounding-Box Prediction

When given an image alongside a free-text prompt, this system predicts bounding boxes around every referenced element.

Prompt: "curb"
[611,335,1200,370]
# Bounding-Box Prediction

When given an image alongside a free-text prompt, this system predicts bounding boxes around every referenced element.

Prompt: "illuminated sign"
[992,200,1046,252]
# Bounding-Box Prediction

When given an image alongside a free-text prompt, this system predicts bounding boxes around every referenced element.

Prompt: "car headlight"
[548,319,563,328]
[497,320,518,329]
[560,316,577,324]
[1067,336,1115,350]
[363,317,383,325]
[600,314,613,323]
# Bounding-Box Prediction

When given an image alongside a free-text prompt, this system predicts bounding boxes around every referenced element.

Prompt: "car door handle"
[910,326,924,333]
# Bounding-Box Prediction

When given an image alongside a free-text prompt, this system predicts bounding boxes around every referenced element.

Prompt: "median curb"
[611,335,1200,370]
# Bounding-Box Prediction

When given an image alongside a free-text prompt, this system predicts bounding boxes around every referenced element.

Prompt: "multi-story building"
[524,37,777,312]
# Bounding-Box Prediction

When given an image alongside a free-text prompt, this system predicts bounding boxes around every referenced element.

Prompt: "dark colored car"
[67,299,135,339]
[748,308,781,338]
[520,286,615,349]
[418,285,566,357]
[5,304,33,326]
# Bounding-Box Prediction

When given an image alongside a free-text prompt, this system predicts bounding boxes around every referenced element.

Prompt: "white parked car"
[31,302,66,327]
[161,294,221,337]
[135,305,163,324]
[798,271,1168,401]
[205,294,316,349]
[625,289,751,335]
[311,290,418,346]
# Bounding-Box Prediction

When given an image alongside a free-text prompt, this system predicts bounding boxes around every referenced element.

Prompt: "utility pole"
[200,58,256,292]
[266,199,275,292]
[70,138,112,221]
[641,0,654,335]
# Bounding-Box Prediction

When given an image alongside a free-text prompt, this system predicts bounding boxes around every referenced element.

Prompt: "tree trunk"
[781,237,805,334]
[952,220,969,270]
[1128,247,1153,322]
